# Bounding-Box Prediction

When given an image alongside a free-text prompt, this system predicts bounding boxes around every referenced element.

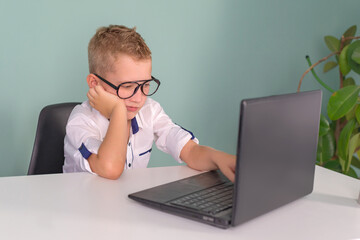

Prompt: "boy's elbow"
[108,167,124,179]
[90,155,125,180]
[99,161,125,180]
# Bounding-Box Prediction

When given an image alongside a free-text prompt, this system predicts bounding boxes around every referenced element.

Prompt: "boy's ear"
[86,74,98,88]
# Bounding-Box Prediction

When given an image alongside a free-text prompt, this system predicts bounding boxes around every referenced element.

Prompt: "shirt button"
[128,163,131,167]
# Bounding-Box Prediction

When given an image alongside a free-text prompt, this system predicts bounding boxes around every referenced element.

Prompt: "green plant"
[298,25,360,179]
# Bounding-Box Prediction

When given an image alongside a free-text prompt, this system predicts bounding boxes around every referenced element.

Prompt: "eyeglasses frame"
[93,73,161,99]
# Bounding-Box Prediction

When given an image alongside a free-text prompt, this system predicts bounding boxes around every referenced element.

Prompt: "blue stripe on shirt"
[176,124,195,140]
[78,143,92,160]
[139,148,152,156]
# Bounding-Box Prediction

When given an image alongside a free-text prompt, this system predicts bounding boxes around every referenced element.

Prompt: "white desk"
[0,166,359,240]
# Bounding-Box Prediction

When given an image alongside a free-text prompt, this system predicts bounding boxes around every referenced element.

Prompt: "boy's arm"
[86,85,128,180]
[180,140,236,182]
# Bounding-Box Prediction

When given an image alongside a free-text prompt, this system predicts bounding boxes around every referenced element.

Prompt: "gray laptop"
[128,90,322,229]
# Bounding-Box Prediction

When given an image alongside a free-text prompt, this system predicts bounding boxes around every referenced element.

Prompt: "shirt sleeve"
[63,111,102,174]
[152,102,199,163]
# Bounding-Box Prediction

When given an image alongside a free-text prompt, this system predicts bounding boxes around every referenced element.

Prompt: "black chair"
[28,102,80,175]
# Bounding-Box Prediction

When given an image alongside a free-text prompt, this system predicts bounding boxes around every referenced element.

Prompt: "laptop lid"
[232,90,322,226]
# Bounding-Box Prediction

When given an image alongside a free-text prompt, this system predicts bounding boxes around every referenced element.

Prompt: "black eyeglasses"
[93,73,161,99]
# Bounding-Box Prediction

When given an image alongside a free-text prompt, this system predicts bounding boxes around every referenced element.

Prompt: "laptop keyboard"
[169,182,233,215]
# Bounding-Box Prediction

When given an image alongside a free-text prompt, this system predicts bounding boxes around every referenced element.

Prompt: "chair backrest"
[28,102,80,175]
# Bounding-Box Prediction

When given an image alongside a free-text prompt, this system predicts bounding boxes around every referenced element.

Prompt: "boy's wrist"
[110,101,126,119]
[210,149,222,168]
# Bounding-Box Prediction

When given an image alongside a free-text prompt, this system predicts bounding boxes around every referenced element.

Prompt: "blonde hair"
[88,25,151,75]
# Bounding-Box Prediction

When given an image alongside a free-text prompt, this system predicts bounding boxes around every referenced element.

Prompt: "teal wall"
[0,0,359,177]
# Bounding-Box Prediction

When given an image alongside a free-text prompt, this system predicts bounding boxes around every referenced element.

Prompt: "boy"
[63,25,235,181]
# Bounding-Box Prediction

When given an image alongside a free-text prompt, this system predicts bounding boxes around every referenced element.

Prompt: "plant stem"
[343,36,360,41]
[339,68,344,88]
[334,118,349,159]
[340,36,345,88]
[297,35,360,93]
[335,120,340,156]
[297,55,336,93]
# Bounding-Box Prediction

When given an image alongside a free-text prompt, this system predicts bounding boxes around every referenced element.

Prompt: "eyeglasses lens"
[118,80,159,98]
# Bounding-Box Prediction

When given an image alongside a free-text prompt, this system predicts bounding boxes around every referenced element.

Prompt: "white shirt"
[63,98,199,174]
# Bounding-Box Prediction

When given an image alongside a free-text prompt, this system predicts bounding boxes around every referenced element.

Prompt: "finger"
[87,91,95,101]
[221,166,235,183]
[228,171,235,183]
[88,100,95,108]
[88,87,98,97]
[94,84,105,94]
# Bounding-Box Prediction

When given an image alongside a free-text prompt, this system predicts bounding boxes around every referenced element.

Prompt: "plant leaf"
[323,61,338,73]
[324,36,340,52]
[347,41,360,74]
[352,156,360,168]
[323,159,342,173]
[319,114,330,136]
[339,45,351,76]
[316,137,322,165]
[345,104,357,120]
[327,85,360,120]
[338,119,356,163]
[339,157,346,172]
[317,132,325,165]
[317,130,335,164]
[322,131,335,161]
[342,25,357,46]
[330,120,336,132]
[347,133,360,172]
[343,77,355,87]
[351,47,360,64]
[355,104,360,124]
[345,166,359,179]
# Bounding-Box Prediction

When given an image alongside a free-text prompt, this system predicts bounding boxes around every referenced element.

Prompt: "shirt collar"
[131,112,143,135]
[131,117,139,134]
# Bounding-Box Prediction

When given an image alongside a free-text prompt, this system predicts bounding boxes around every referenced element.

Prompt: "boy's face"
[99,54,152,120]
